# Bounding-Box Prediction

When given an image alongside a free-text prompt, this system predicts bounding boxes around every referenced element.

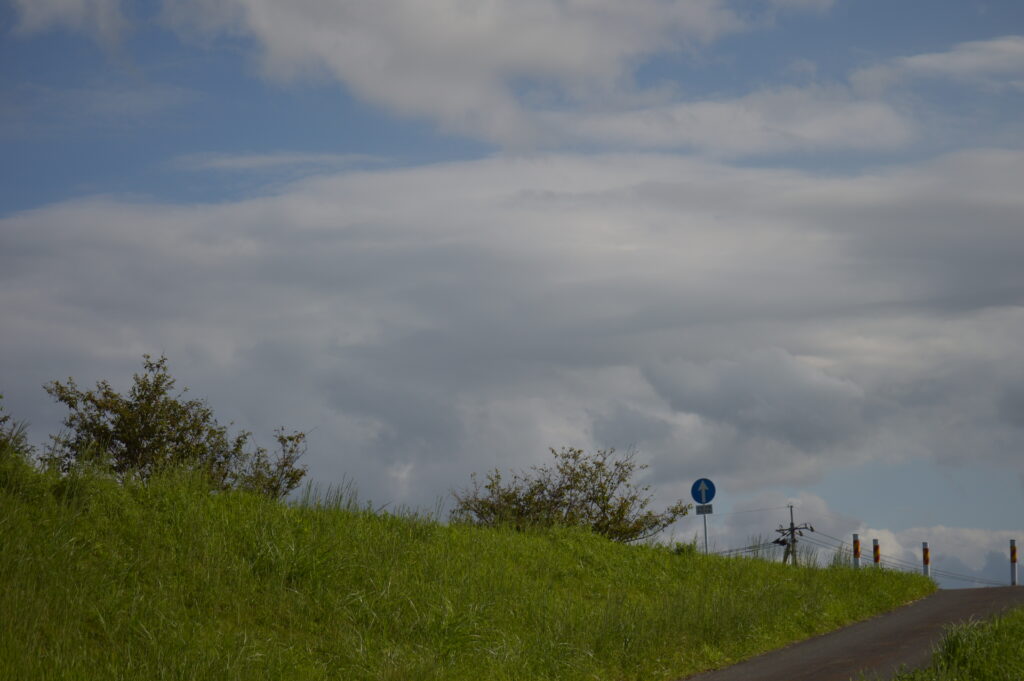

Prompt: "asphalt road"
[681,587,1024,681]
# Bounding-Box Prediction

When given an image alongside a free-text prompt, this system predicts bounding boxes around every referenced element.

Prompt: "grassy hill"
[1,456,934,681]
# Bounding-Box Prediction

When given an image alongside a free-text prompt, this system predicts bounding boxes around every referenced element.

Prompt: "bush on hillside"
[0,395,34,463]
[450,446,690,542]
[41,355,307,499]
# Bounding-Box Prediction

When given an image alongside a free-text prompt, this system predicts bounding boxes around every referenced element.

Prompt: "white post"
[873,538,880,567]
[922,541,930,578]
[852,533,861,569]
[1012,539,1018,586]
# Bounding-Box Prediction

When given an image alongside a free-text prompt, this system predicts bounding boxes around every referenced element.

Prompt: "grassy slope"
[889,606,1024,681]
[0,459,935,681]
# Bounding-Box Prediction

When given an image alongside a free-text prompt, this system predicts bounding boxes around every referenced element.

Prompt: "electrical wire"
[715,541,778,556]
[806,530,1008,585]
[811,529,855,547]
[716,505,793,518]
[713,528,1011,587]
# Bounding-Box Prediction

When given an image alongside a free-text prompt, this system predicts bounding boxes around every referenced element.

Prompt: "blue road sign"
[691,478,716,504]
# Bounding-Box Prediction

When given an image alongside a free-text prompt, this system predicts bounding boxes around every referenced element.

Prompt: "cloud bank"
[3,150,1023,511]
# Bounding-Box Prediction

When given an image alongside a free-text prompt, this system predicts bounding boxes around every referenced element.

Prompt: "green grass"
[0,455,935,681]
[889,606,1024,681]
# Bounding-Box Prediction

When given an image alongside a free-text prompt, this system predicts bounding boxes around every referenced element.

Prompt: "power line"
[811,529,853,547]
[712,522,1011,587]
[717,505,793,517]
[715,540,778,556]
[808,529,1007,585]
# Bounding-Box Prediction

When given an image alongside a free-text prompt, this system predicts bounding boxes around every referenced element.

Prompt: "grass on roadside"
[888,606,1024,681]
[1,453,935,681]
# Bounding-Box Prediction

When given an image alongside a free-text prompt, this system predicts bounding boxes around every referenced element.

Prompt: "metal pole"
[922,541,930,578]
[873,538,880,567]
[789,505,797,567]
[853,533,861,569]
[1012,539,1018,586]
[703,514,708,555]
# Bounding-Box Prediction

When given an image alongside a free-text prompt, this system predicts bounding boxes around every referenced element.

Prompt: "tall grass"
[888,607,1024,681]
[0,456,935,681]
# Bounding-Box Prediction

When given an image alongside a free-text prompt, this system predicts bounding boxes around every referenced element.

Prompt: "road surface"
[682,587,1024,681]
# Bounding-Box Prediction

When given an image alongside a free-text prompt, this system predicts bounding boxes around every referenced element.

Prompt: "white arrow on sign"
[697,480,709,503]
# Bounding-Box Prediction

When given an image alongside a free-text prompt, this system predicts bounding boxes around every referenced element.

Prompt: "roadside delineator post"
[922,541,930,578]
[873,538,880,567]
[1012,539,1018,587]
[852,533,861,569]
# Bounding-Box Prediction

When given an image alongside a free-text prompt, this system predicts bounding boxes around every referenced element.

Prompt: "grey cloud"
[591,405,675,452]
[644,349,866,452]
[997,387,1024,430]
[3,151,1024,507]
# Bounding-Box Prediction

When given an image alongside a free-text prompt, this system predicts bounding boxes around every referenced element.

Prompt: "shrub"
[450,446,690,542]
[0,395,34,462]
[41,355,306,499]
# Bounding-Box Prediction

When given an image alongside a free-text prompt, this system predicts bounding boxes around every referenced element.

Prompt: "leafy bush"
[0,394,33,461]
[41,355,307,499]
[450,446,690,542]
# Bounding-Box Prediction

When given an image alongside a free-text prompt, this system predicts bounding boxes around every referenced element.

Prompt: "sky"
[2,0,1023,587]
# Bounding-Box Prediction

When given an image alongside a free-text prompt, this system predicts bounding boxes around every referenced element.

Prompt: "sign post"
[691,478,716,554]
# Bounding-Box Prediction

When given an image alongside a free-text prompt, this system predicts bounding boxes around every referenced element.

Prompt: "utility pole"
[774,505,813,566]
[784,505,797,566]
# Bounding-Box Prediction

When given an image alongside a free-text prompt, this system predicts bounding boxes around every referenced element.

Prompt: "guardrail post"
[852,533,861,569]
[1012,539,1018,586]
[873,538,880,567]
[922,541,930,577]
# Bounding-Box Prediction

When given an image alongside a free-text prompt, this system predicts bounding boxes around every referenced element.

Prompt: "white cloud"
[550,85,914,155]
[769,0,834,11]
[890,526,1018,574]
[173,152,384,172]
[21,0,990,158]
[11,0,127,46]
[156,0,907,155]
[161,0,745,145]
[852,35,1024,95]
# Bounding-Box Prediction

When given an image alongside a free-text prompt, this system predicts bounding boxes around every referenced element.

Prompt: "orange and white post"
[852,533,861,569]
[1012,539,1018,587]
[922,541,930,578]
